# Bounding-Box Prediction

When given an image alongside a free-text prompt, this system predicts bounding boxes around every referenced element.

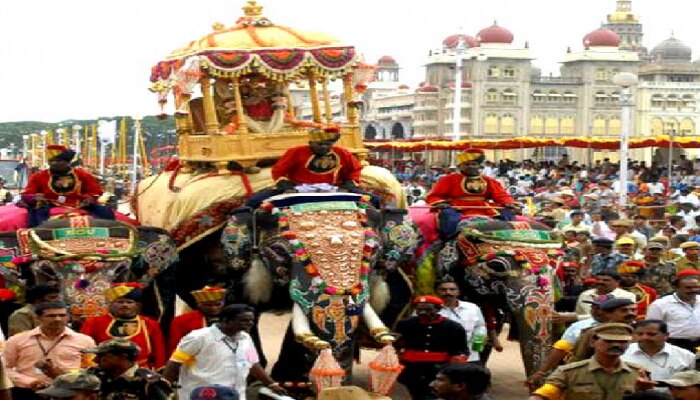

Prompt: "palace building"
[358,0,700,164]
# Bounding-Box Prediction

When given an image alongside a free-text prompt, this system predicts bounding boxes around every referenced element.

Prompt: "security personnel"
[83,339,172,400]
[394,295,469,400]
[529,323,651,400]
[676,241,700,272]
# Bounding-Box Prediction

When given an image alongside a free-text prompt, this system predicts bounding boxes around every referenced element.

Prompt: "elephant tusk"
[362,302,386,332]
[292,303,313,338]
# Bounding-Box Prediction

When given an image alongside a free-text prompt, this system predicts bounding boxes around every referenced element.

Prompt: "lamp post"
[131,116,142,195]
[668,128,676,188]
[40,130,48,167]
[22,135,29,159]
[450,36,467,166]
[612,72,638,214]
[72,125,82,158]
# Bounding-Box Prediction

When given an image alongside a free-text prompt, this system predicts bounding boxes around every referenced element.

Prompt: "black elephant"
[220,193,421,384]
[414,217,561,377]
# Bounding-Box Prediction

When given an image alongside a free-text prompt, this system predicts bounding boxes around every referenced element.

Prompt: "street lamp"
[73,125,83,157]
[40,130,49,167]
[450,36,467,166]
[131,116,143,195]
[612,72,638,213]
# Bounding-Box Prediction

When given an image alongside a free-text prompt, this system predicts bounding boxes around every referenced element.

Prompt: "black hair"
[632,319,668,334]
[622,391,673,400]
[439,364,491,396]
[219,304,255,321]
[672,274,700,287]
[26,285,60,304]
[594,271,621,281]
[570,211,584,217]
[33,301,68,316]
[434,275,458,290]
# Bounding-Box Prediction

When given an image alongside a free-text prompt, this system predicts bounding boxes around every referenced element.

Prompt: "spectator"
[622,320,694,381]
[431,363,493,400]
[8,284,60,336]
[622,391,673,400]
[575,272,636,320]
[4,301,95,400]
[587,238,628,276]
[646,271,700,353]
[640,242,678,296]
[435,277,493,363]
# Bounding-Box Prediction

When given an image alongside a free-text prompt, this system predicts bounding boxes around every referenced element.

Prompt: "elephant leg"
[270,323,314,383]
[250,309,267,368]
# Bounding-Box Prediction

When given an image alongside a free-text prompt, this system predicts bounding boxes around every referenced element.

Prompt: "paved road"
[259,312,530,399]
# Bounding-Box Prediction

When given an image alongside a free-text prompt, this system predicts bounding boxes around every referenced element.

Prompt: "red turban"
[676,269,700,279]
[413,295,444,306]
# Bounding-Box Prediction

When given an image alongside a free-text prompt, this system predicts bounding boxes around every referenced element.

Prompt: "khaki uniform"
[535,358,644,400]
[675,257,700,273]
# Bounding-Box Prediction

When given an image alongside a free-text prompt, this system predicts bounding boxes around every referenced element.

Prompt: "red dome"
[476,22,514,44]
[583,28,620,48]
[398,84,410,90]
[416,85,439,93]
[443,34,479,49]
[377,55,397,65]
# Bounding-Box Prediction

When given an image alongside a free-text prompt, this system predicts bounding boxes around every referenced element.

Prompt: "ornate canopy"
[150,0,360,82]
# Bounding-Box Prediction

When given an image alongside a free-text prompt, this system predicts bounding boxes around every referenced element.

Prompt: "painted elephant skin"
[417,217,560,377]
[0,216,178,326]
[221,193,420,383]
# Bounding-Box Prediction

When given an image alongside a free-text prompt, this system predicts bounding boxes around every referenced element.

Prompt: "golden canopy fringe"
[365,135,700,152]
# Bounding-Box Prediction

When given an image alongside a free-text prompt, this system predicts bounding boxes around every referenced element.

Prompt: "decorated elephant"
[220,192,420,383]
[133,165,414,369]
[413,216,561,377]
[0,215,178,325]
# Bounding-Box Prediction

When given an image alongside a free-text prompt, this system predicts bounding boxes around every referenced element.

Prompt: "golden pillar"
[321,78,333,124]
[200,76,220,134]
[308,72,322,123]
[343,74,358,125]
[232,77,248,134]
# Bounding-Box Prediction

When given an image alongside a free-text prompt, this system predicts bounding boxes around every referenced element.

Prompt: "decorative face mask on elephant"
[416,217,561,377]
[0,216,178,324]
[221,193,421,383]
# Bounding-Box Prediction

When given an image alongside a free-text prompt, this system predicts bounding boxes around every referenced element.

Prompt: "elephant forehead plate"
[287,210,364,288]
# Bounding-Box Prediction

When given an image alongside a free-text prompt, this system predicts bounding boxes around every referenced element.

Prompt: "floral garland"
[477,250,550,289]
[262,195,376,296]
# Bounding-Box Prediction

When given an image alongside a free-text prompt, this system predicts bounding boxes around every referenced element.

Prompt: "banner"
[364,135,700,152]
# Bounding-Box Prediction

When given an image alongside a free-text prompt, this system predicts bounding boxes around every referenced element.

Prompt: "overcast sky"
[1,0,698,123]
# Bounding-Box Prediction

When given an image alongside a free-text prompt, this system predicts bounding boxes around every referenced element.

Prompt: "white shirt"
[646,294,700,339]
[173,325,259,400]
[561,318,598,346]
[648,182,665,195]
[622,343,695,380]
[439,300,486,362]
[575,288,637,319]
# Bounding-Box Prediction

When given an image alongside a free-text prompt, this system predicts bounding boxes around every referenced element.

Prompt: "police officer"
[82,339,172,400]
[530,323,653,400]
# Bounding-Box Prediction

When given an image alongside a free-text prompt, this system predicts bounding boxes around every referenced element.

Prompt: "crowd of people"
[5,133,700,400]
